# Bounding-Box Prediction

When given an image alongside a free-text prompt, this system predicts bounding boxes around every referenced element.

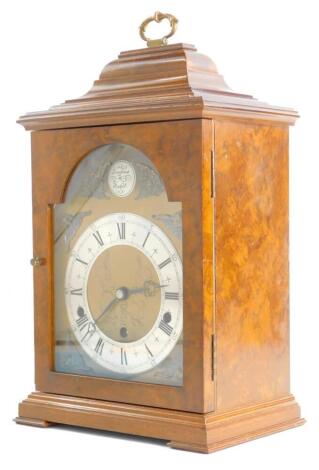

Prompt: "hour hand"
[143,280,169,297]
[128,280,169,298]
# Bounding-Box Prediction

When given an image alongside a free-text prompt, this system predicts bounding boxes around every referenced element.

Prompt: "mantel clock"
[15,12,304,453]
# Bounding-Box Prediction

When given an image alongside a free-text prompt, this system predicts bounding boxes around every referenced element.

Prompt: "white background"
[1,0,318,468]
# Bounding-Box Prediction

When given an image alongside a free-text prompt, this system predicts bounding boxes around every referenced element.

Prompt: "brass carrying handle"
[139,11,178,47]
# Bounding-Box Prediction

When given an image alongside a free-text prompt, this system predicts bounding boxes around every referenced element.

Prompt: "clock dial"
[65,212,183,375]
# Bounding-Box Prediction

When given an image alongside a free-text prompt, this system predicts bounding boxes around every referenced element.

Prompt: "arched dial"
[65,212,183,375]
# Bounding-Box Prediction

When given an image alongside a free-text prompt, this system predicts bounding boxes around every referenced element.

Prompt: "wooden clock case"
[15,43,304,452]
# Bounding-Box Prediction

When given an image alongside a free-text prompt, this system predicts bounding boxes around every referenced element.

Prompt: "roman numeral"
[93,230,104,246]
[142,231,150,247]
[76,257,88,266]
[70,288,83,296]
[158,257,171,269]
[144,343,153,358]
[95,337,105,356]
[76,314,89,330]
[159,320,173,336]
[117,223,126,240]
[81,322,96,342]
[165,292,179,300]
[121,348,128,365]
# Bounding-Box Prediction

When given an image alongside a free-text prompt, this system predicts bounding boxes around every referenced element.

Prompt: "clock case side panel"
[214,119,293,411]
[29,119,215,413]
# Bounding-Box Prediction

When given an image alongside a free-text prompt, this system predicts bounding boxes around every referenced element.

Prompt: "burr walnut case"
[15,12,304,453]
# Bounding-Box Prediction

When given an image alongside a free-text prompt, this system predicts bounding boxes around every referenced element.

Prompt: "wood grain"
[215,120,291,410]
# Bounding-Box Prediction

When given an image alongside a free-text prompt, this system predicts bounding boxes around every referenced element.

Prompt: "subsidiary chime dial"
[65,212,183,375]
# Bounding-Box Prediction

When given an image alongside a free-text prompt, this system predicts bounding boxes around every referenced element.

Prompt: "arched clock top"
[63,143,168,203]
[54,141,182,258]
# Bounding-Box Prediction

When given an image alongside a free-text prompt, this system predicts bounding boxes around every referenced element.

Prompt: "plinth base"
[15,392,304,453]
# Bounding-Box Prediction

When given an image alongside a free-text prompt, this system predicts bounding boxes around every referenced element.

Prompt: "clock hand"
[144,280,169,297]
[95,296,119,323]
[127,281,169,298]
[125,286,145,295]
[96,281,169,324]
[95,286,133,324]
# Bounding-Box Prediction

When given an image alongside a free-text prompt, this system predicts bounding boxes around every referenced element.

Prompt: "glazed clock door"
[31,120,214,413]
[54,143,183,386]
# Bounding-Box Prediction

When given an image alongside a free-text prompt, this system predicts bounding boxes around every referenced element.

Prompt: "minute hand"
[95,297,119,324]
